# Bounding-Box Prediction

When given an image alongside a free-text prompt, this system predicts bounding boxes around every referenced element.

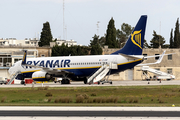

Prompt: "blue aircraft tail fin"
[111,15,147,55]
[22,50,27,65]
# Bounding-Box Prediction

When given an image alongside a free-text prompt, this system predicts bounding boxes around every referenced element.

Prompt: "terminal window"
[143,54,147,60]
[168,55,172,60]
[155,68,160,71]
[167,68,172,74]
[155,54,159,60]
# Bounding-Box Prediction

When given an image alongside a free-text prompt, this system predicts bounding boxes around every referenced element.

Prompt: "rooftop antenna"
[63,0,65,40]
[63,0,65,39]
[97,21,100,35]
[159,21,161,35]
[65,25,67,40]
[38,32,39,40]
[159,21,161,47]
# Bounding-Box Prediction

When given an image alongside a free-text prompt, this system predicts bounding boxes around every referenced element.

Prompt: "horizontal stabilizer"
[119,53,143,60]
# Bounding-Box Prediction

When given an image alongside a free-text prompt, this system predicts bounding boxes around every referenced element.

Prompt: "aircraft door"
[112,57,118,64]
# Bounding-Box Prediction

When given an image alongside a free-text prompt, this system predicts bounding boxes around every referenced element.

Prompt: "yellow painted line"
[21,69,41,73]
[56,66,101,70]
[32,77,45,79]
[117,58,142,65]
[36,81,48,83]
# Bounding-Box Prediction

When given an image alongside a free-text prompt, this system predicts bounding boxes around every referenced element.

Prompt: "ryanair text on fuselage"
[22,59,71,69]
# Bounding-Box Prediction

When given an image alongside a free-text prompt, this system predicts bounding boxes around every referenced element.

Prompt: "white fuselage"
[9,54,143,80]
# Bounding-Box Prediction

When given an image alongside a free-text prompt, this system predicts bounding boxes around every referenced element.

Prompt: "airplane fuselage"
[9,54,143,81]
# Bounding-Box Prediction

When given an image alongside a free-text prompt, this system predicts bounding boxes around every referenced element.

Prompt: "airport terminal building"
[0,38,78,81]
[0,46,51,81]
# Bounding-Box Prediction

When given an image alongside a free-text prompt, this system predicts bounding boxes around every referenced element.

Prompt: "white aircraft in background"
[137,50,176,80]
[8,15,148,84]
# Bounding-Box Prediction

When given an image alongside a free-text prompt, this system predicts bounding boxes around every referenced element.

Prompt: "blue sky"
[0,0,180,46]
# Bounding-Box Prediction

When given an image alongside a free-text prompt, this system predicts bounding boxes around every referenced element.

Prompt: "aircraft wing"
[42,68,73,75]
[21,50,74,75]
[137,50,173,66]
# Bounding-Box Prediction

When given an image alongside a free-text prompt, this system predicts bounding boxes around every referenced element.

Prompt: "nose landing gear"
[21,80,26,85]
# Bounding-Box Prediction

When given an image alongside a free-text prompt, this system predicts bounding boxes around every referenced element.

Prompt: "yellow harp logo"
[131,30,142,49]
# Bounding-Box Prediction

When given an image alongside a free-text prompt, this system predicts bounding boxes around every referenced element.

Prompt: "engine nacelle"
[32,71,52,81]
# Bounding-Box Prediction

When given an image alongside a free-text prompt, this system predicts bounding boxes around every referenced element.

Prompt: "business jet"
[8,15,147,84]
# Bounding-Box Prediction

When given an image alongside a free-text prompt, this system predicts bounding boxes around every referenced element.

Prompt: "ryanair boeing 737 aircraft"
[8,15,147,84]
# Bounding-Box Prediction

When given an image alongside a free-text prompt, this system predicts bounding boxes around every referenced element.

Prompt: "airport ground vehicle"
[54,78,62,83]
[0,77,7,85]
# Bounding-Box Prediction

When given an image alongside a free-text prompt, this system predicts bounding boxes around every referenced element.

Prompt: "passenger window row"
[69,62,108,65]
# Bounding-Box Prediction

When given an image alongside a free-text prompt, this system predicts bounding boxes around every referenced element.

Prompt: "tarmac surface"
[1,80,180,87]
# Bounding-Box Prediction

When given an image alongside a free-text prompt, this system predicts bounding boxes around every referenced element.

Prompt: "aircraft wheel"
[21,80,25,85]
[110,82,112,84]
[61,79,70,84]
[98,82,100,85]
[84,79,87,84]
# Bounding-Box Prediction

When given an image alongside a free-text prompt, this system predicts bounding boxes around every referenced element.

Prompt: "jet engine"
[32,71,52,81]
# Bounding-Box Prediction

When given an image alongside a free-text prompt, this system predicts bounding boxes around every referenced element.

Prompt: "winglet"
[155,50,166,64]
[137,50,166,66]
[22,50,27,65]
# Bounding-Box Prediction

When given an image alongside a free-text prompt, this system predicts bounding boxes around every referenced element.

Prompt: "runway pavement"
[0,107,180,119]
[1,110,180,117]
[1,80,180,88]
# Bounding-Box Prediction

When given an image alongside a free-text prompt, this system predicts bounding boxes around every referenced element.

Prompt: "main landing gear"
[84,78,87,84]
[61,78,70,84]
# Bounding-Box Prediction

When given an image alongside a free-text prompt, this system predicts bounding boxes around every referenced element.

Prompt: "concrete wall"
[108,71,126,81]
[0,46,52,80]
[0,69,9,79]
[36,47,52,57]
